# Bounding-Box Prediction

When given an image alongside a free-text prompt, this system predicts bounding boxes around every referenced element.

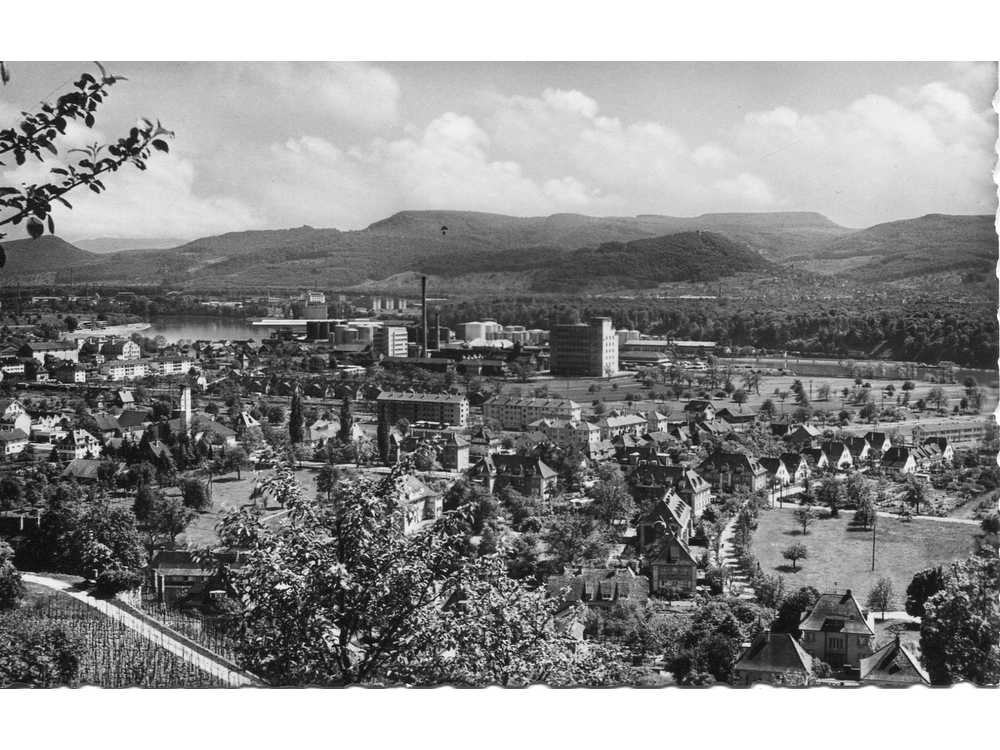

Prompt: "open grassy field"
[178,467,317,548]
[750,505,977,605]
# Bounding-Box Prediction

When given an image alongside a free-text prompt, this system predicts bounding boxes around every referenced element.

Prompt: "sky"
[0,60,996,242]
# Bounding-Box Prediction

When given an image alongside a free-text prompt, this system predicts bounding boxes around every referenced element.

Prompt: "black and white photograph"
[0,15,997,719]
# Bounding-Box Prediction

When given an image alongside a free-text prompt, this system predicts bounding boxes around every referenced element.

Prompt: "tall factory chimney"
[435,312,441,351]
[421,275,428,358]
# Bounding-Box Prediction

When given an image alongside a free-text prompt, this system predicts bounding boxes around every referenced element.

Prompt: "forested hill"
[0,236,96,279]
[802,214,998,280]
[418,231,782,292]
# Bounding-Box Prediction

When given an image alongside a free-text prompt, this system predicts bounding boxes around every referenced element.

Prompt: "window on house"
[804,632,815,642]
[829,637,844,650]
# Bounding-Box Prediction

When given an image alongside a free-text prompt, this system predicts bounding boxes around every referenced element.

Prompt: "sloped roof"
[546,566,649,604]
[735,632,813,676]
[859,636,930,685]
[492,454,557,479]
[697,450,767,477]
[0,428,29,442]
[800,591,875,636]
[638,490,692,532]
[62,458,103,480]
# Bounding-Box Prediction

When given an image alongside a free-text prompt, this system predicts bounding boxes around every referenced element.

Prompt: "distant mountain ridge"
[72,236,186,254]
[0,211,994,293]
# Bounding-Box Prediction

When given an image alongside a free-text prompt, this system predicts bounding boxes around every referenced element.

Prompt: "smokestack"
[421,276,428,358]
[435,312,441,351]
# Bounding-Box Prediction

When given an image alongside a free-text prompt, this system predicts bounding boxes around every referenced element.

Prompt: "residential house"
[820,441,853,471]
[394,475,443,534]
[152,356,194,376]
[714,407,756,432]
[626,461,712,517]
[49,361,87,384]
[786,424,822,446]
[0,428,29,456]
[57,429,101,461]
[863,431,892,455]
[148,549,247,604]
[844,436,871,463]
[636,492,692,547]
[100,338,141,360]
[779,452,810,485]
[921,437,954,465]
[683,400,716,423]
[595,412,649,442]
[880,446,917,475]
[644,528,698,597]
[798,590,876,672]
[468,454,558,500]
[529,417,603,453]
[758,456,791,488]
[468,425,503,458]
[858,636,930,686]
[696,451,769,494]
[734,631,813,686]
[545,566,649,610]
[61,458,104,483]
[645,410,671,434]
[439,433,470,472]
[801,447,830,472]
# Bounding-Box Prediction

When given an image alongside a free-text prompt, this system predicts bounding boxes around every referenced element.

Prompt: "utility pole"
[871,514,877,572]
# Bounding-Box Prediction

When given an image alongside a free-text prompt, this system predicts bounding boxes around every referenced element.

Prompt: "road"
[23,573,261,687]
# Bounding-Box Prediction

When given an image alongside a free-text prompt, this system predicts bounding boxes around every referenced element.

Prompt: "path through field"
[22,574,261,688]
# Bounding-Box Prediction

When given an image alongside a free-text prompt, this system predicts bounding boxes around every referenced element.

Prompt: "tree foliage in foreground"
[219,460,634,686]
[0,62,172,267]
[919,553,1000,685]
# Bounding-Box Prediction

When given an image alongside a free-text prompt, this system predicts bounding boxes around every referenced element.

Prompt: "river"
[144,316,261,343]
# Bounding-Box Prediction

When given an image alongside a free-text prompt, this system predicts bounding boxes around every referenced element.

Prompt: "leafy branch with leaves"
[0,62,173,267]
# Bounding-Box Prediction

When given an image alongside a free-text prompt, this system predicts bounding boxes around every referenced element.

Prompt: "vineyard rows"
[27,589,227,688]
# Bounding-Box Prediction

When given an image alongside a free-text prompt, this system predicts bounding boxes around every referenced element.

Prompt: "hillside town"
[1,284,996,688]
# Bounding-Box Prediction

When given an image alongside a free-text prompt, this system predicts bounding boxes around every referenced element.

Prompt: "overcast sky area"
[0,60,996,242]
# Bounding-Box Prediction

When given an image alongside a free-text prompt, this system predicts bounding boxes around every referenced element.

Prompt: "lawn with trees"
[751,505,977,600]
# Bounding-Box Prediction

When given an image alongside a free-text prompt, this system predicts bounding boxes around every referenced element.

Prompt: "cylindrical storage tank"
[343,327,358,343]
[356,325,373,343]
[306,321,320,340]
[333,324,349,344]
[317,321,330,339]
[464,321,486,341]
[304,304,328,320]
[528,329,544,343]
[617,329,630,346]
[628,330,640,340]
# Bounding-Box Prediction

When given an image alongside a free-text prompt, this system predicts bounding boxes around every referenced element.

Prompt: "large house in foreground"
[735,631,813,686]
[798,590,876,672]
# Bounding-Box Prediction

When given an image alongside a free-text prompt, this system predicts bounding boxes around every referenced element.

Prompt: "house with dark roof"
[801,447,830,471]
[627,461,711,517]
[683,400,716,422]
[468,425,502,458]
[696,451,769,494]
[0,428,29,456]
[786,424,822,446]
[468,454,558,500]
[758,456,791,487]
[636,492,693,547]
[843,436,871,462]
[820,441,853,471]
[645,529,698,598]
[858,635,930,686]
[920,437,954,465]
[545,566,649,610]
[394,475,443,534]
[61,458,104,483]
[735,631,813,686]
[880,446,917,475]
[798,590,876,672]
[714,407,756,432]
[148,549,247,604]
[863,431,892,454]
[595,412,648,442]
[779,452,810,485]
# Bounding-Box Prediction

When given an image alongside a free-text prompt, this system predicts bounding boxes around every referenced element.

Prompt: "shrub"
[94,568,143,597]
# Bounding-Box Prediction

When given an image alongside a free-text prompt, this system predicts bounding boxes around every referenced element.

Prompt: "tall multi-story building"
[549,317,617,377]
[375,326,409,358]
